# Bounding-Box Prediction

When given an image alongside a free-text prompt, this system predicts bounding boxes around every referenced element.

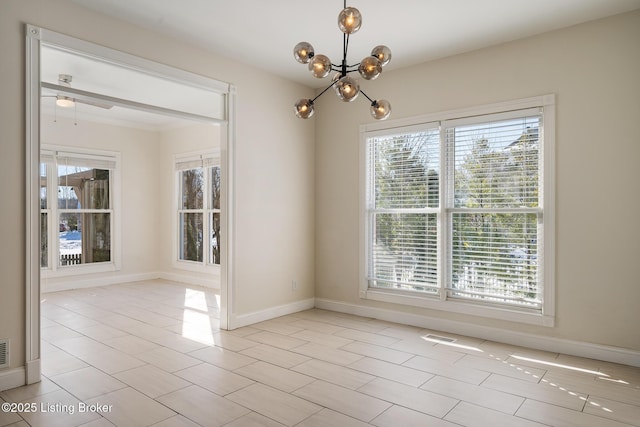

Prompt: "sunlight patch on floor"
[510,354,609,377]
[181,289,214,346]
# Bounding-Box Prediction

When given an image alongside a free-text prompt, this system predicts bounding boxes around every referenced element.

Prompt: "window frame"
[359,95,555,326]
[174,150,221,273]
[40,145,122,278]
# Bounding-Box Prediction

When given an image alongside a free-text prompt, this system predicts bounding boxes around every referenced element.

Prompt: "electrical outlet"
[291,280,298,291]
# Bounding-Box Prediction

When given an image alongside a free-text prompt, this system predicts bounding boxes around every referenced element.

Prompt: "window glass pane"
[41,213,48,268]
[210,212,221,265]
[450,212,539,308]
[373,130,440,209]
[209,166,221,210]
[452,117,540,209]
[58,166,110,209]
[370,212,438,293]
[40,163,47,209]
[59,212,111,265]
[180,169,204,210]
[180,212,203,262]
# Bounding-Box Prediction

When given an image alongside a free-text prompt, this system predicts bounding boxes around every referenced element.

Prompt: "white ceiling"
[40,44,225,130]
[45,0,639,129]
[70,0,640,88]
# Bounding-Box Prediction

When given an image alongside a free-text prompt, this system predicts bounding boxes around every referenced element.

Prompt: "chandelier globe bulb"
[371,45,392,67]
[294,98,315,119]
[334,76,360,102]
[294,42,315,64]
[308,54,332,78]
[370,99,391,120]
[358,56,382,80]
[338,7,362,34]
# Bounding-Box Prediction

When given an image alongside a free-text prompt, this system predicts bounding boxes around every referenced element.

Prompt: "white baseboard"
[25,359,41,385]
[42,272,158,292]
[158,272,220,290]
[315,298,640,368]
[0,367,26,392]
[229,298,315,330]
[41,271,220,293]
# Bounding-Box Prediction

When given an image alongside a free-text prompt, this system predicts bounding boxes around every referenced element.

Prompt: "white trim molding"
[159,272,220,290]
[0,367,26,392]
[315,298,640,368]
[25,359,41,385]
[40,272,220,293]
[229,298,315,330]
[360,289,554,327]
[41,273,160,293]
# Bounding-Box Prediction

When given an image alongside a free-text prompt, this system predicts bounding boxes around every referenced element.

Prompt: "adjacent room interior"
[39,43,225,293]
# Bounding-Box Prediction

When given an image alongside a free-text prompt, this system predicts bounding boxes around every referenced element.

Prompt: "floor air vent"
[423,334,456,343]
[0,339,9,368]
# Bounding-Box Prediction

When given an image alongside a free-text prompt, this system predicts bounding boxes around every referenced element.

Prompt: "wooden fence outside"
[60,253,82,266]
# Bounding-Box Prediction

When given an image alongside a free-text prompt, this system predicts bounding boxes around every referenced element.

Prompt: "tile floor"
[1,279,639,427]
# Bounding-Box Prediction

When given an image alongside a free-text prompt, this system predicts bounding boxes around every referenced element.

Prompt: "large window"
[362,96,555,325]
[176,152,221,268]
[40,148,119,275]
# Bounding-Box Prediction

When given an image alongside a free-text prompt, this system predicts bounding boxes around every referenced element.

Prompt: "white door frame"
[25,24,236,384]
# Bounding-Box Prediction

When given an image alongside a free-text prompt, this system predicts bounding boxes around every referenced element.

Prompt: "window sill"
[360,288,554,327]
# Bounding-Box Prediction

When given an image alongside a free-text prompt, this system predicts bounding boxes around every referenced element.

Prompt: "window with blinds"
[363,100,551,318]
[366,127,440,294]
[446,112,542,309]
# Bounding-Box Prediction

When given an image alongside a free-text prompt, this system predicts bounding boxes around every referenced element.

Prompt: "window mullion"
[202,164,209,266]
[441,124,453,302]
[48,162,58,272]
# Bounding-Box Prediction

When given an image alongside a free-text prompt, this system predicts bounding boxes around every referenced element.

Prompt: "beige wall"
[315,11,640,351]
[0,0,315,373]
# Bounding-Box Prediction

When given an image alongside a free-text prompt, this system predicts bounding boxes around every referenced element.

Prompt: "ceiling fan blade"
[76,98,113,110]
[40,93,113,109]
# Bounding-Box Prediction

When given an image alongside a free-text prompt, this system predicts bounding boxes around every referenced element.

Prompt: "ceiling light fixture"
[55,96,75,108]
[293,1,392,120]
[55,74,75,108]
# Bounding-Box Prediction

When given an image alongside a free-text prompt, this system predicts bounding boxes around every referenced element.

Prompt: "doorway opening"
[25,25,235,384]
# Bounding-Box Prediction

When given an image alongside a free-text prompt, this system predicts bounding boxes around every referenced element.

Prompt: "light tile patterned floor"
[1,280,639,427]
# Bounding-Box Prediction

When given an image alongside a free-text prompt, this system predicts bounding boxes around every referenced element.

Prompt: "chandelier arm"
[312,80,338,103]
[359,89,375,104]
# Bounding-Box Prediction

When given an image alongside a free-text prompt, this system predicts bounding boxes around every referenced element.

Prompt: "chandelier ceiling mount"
[293,1,392,120]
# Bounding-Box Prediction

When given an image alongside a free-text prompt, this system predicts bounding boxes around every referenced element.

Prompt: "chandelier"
[293,1,392,120]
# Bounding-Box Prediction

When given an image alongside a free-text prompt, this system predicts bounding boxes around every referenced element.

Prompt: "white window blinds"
[366,127,440,293]
[446,110,543,309]
[175,152,220,171]
[55,151,117,170]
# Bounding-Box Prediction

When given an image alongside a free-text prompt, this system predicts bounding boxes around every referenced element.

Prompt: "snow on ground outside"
[59,231,82,255]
